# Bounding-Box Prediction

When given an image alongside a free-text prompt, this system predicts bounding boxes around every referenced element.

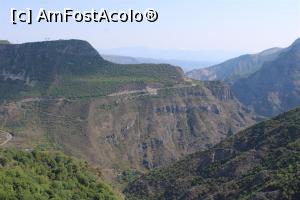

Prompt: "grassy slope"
[125,107,300,200]
[0,62,183,101]
[0,149,121,200]
[47,62,184,99]
[0,40,184,101]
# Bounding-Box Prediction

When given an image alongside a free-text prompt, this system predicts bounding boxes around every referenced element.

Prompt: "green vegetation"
[0,40,184,101]
[97,103,116,111]
[1,62,182,101]
[47,63,181,99]
[125,107,300,200]
[0,40,10,44]
[117,170,143,185]
[0,149,120,200]
[0,80,31,101]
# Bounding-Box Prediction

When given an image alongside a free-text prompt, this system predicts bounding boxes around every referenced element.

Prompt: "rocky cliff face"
[84,83,255,170]
[0,82,256,180]
[0,40,256,183]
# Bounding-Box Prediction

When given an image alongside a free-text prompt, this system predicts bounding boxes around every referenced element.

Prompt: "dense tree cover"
[0,149,120,200]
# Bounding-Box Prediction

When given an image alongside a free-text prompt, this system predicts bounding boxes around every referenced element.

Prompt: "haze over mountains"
[187,38,300,118]
[100,46,244,72]
[101,54,216,72]
[187,47,283,81]
[100,46,244,62]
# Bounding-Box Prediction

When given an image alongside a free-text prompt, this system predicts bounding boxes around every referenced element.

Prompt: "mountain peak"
[13,39,102,59]
[291,37,300,47]
[0,39,105,91]
[258,47,282,56]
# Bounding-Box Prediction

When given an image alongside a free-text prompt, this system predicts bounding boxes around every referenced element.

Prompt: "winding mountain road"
[108,84,197,97]
[0,130,12,146]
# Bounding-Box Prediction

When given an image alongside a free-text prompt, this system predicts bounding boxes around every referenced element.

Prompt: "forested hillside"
[0,149,121,200]
[125,107,300,200]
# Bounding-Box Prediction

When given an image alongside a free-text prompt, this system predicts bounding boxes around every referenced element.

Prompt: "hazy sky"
[0,0,300,53]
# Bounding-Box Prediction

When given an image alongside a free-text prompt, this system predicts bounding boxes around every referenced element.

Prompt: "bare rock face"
[2,83,252,171]
[0,83,256,175]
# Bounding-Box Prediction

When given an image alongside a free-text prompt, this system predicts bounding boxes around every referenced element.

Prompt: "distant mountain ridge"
[101,54,215,72]
[102,54,141,64]
[232,38,300,117]
[100,47,242,64]
[186,47,283,81]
